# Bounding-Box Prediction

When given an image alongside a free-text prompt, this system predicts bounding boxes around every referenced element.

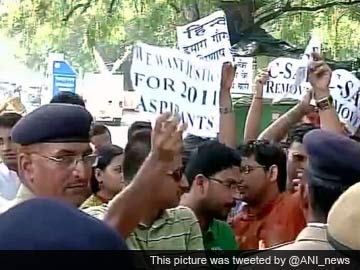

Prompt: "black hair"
[0,112,22,129]
[308,182,348,219]
[123,129,151,182]
[127,121,152,141]
[185,141,241,186]
[287,123,318,146]
[182,134,211,170]
[239,140,287,192]
[50,91,85,107]
[90,124,111,139]
[90,144,124,193]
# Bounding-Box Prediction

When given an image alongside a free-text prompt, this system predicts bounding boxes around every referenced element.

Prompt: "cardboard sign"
[130,42,222,138]
[177,10,232,63]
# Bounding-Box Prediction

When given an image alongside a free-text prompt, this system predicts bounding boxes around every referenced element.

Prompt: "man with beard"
[0,113,22,200]
[181,141,240,250]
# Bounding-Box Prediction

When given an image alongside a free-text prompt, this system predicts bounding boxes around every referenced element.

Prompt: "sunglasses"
[166,168,184,182]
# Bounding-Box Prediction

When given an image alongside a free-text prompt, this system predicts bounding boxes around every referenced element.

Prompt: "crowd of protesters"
[0,53,358,261]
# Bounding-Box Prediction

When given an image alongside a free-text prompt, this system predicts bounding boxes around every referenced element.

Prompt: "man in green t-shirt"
[181,141,240,250]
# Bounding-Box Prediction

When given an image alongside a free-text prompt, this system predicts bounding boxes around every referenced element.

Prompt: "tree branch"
[62,0,94,22]
[107,0,117,15]
[169,3,181,14]
[255,0,360,26]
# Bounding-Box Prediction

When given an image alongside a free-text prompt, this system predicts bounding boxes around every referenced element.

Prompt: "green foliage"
[1,0,360,73]
[269,4,360,62]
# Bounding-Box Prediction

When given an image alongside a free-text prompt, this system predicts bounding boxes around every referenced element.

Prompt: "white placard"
[231,56,254,95]
[130,42,222,138]
[330,69,360,133]
[330,69,360,101]
[333,94,360,134]
[177,10,232,63]
[294,34,322,88]
[262,57,308,101]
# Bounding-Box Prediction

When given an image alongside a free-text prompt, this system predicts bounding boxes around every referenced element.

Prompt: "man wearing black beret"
[1,103,94,210]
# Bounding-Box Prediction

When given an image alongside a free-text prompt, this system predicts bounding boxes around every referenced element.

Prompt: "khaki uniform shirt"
[273,223,334,250]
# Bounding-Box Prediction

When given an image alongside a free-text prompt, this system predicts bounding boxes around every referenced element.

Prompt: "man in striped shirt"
[85,121,204,250]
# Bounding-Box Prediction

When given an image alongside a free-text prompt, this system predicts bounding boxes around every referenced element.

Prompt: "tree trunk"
[219,0,256,44]
[182,2,200,22]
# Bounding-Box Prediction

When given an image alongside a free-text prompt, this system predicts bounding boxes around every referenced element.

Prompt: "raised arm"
[243,69,267,142]
[258,90,314,142]
[219,63,237,148]
[104,113,185,237]
[309,52,344,135]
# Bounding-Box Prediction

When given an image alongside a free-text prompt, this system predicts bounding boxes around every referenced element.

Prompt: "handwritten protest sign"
[330,69,360,133]
[130,42,222,138]
[262,57,308,101]
[177,10,232,63]
[231,55,254,95]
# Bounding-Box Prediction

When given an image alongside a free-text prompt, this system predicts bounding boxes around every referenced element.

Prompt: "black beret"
[303,129,360,187]
[0,198,129,250]
[12,104,93,145]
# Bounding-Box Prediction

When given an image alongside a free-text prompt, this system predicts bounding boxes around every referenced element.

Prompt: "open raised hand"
[151,112,187,162]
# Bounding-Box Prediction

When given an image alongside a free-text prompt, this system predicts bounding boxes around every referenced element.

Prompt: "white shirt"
[0,163,20,200]
[0,184,35,214]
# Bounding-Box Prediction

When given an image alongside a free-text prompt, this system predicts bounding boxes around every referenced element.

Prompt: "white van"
[81,73,124,125]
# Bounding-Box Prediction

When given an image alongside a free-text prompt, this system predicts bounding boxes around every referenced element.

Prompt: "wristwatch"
[316,95,333,111]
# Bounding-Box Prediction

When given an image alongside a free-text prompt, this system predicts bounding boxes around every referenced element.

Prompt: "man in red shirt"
[231,140,306,250]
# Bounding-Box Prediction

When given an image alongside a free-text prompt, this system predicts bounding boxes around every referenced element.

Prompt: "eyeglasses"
[30,152,98,168]
[209,177,240,191]
[239,165,266,175]
[166,168,184,182]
